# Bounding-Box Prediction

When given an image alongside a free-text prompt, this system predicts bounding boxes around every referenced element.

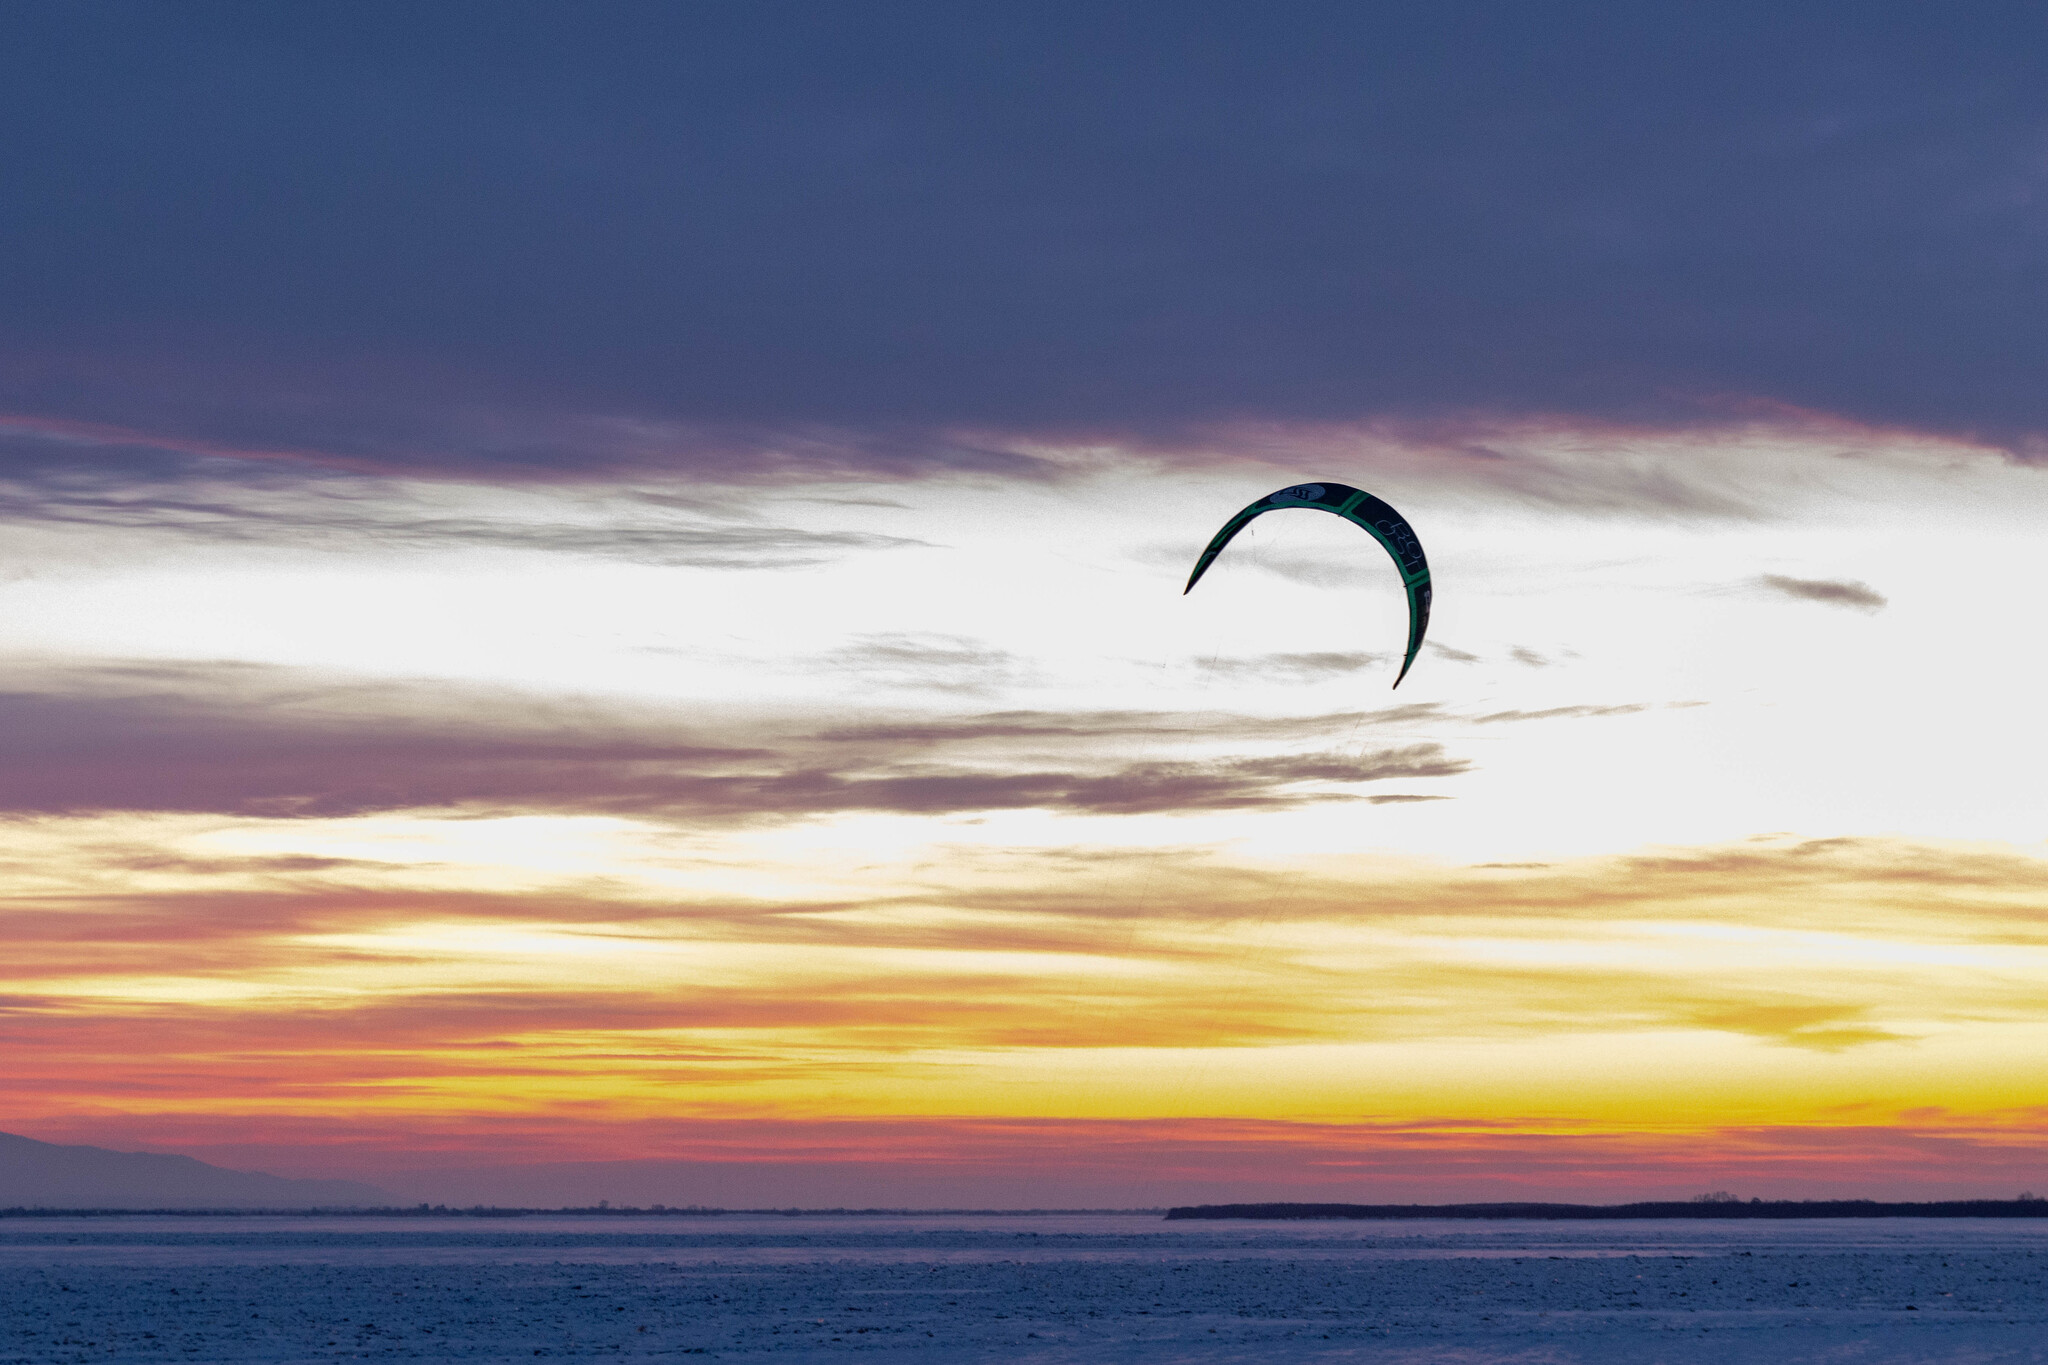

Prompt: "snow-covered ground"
[4,1213,2047,1362]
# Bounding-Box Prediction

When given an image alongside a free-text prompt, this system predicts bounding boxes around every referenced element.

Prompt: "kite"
[1184,482,1432,688]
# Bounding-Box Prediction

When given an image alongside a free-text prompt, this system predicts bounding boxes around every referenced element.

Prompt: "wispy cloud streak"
[1758,574,1889,611]
[0,667,1473,821]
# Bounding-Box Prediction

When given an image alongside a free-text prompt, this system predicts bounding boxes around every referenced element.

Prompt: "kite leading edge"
[1183,482,1432,688]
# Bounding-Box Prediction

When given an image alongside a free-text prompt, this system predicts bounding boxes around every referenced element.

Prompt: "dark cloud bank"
[5,1,2048,485]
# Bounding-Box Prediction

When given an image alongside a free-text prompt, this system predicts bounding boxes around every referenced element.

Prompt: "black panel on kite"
[1184,482,1432,688]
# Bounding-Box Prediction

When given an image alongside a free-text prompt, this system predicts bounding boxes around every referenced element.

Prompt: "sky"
[4,0,2048,1208]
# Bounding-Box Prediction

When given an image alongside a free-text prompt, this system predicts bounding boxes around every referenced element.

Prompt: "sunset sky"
[4,1,2048,1207]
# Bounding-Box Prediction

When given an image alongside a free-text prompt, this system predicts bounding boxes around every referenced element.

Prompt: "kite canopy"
[1184,482,1433,688]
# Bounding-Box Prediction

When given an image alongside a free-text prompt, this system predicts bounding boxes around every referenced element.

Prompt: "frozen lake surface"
[4,1212,2048,1362]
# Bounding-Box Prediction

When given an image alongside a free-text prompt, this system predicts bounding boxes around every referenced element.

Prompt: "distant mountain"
[0,1130,393,1209]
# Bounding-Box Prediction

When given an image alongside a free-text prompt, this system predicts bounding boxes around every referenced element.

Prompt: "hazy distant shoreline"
[1168,1200,2048,1220]
[0,1204,1166,1218]
[9,1200,2048,1220]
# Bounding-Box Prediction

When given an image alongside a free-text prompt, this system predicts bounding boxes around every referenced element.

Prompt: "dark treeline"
[1168,1200,2048,1221]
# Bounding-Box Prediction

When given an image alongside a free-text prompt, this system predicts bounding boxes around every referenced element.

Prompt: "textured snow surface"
[5,1214,2048,1363]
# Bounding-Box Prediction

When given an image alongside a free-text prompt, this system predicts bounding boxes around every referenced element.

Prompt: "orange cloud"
[7,823,2048,1166]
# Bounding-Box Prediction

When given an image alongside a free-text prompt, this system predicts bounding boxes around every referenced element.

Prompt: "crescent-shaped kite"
[1184,482,1433,688]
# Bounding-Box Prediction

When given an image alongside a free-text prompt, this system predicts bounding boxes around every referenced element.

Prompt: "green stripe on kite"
[1183,481,1433,689]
